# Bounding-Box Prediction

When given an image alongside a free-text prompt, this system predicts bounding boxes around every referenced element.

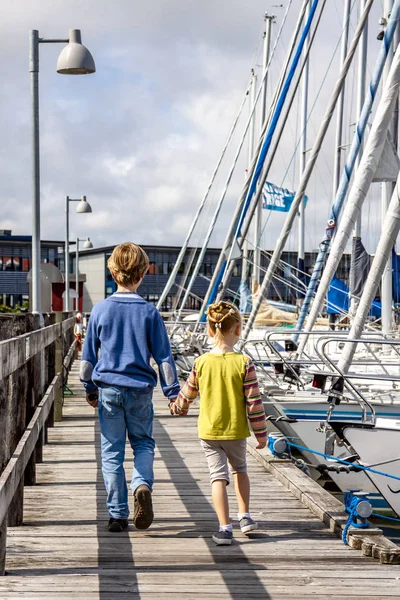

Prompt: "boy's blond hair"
[206,300,241,345]
[107,242,149,286]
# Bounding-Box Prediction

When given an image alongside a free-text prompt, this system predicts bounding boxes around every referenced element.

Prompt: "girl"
[171,301,267,545]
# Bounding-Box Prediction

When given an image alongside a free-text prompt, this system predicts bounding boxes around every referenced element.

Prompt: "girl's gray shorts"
[200,438,247,484]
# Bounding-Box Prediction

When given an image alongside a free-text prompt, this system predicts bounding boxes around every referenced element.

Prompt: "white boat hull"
[263,397,400,502]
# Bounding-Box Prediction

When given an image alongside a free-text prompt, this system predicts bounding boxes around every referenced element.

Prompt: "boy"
[80,242,180,532]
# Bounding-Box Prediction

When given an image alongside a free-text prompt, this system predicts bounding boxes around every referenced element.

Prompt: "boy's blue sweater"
[80,292,180,400]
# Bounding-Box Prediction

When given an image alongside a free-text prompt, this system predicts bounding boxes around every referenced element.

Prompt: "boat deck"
[2,360,400,599]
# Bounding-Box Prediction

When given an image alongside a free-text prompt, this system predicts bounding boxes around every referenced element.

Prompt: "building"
[0,230,65,308]
[73,244,352,312]
[74,244,243,312]
[1,231,353,313]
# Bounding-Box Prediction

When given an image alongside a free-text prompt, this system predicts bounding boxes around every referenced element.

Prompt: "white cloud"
[0,0,390,258]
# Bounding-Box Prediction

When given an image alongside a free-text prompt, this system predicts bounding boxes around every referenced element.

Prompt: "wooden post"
[0,315,32,538]
[44,313,56,441]
[3,315,33,526]
[54,312,64,422]
[0,519,6,576]
[24,314,41,486]
[0,317,10,572]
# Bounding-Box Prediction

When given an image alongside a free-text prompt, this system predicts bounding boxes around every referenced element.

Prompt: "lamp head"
[83,237,93,249]
[76,196,92,213]
[57,29,96,75]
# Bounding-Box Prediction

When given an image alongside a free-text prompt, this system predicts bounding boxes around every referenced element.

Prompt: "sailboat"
[161,1,400,515]
[252,2,400,515]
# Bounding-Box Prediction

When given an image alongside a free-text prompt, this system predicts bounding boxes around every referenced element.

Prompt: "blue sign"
[262,181,308,213]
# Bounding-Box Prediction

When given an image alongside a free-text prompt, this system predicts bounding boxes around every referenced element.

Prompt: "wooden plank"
[0,596,397,600]
[247,437,400,564]
[2,363,400,597]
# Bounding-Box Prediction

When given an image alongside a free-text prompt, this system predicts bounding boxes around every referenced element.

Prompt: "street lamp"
[75,236,93,311]
[65,196,92,311]
[30,29,95,315]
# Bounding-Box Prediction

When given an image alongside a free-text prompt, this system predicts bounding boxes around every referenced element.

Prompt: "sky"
[0,0,391,254]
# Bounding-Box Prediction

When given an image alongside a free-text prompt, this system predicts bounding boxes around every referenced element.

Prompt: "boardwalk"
[2,360,400,599]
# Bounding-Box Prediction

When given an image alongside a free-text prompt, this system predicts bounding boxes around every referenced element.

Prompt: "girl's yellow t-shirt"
[194,352,250,440]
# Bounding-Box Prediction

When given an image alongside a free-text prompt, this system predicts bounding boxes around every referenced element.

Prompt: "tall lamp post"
[76,236,93,311]
[30,29,95,314]
[65,196,92,310]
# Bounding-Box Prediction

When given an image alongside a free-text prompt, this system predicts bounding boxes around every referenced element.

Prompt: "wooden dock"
[2,360,400,599]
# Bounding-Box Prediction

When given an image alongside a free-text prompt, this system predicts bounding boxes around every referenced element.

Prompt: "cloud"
[0,0,388,258]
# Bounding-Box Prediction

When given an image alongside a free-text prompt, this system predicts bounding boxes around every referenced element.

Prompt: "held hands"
[169,399,188,416]
[86,393,98,408]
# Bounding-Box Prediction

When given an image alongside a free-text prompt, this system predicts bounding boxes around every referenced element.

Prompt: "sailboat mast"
[297,3,311,308]
[241,0,374,345]
[295,41,400,357]
[333,0,351,197]
[293,1,400,344]
[354,0,368,234]
[349,0,368,318]
[338,171,400,372]
[242,69,257,284]
[195,0,314,325]
[253,14,273,285]
[381,0,395,337]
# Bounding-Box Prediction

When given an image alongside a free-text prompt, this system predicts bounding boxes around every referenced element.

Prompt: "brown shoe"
[133,485,154,529]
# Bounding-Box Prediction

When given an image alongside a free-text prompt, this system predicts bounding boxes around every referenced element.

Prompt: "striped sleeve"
[243,358,267,441]
[176,363,199,410]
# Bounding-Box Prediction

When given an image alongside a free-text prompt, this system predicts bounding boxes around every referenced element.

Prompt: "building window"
[2,257,12,271]
[148,261,157,275]
[157,295,172,311]
[201,264,213,277]
[55,257,64,272]
[147,294,159,306]
[232,264,241,278]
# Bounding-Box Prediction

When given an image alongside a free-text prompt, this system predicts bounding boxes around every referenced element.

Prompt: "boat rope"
[286,440,400,483]
[233,8,346,295]
[342,504,369,545]
[371,512,400,524]
[316,463,364,474]
[268,435,400,540]
[199,0,323,321]
[178,1,296,322]
[276,0,358,202]
[156,49,259,312]
[265,414,297,423]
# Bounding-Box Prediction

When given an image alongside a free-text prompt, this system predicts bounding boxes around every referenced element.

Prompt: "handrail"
[0,317,76,575]
[0,316,75,381]
[312,335,398,422]
[0,339,75,526]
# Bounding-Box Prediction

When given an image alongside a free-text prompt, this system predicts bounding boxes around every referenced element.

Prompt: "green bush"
[0,304,15,313]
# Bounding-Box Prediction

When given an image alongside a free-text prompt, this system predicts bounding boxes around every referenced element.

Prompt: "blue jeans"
[98,385,155,519]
